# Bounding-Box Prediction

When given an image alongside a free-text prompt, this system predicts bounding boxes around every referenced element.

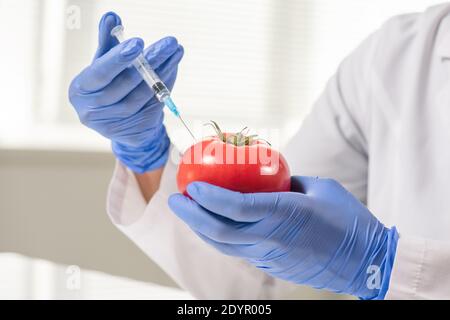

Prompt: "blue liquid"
[164,96,180,117]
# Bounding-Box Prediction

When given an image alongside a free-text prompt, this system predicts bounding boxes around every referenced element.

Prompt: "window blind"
[0,0,443,150]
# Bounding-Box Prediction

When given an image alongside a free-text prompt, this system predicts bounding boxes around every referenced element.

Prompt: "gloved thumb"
[94,11,121,60]
[186,182,280,222]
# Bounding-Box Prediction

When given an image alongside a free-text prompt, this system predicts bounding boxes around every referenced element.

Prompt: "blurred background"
[0,0,444,299]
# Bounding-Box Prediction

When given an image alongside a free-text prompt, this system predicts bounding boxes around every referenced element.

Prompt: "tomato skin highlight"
[176,136,291,196]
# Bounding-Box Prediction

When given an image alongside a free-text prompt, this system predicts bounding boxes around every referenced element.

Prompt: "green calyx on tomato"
[204,120,269,147]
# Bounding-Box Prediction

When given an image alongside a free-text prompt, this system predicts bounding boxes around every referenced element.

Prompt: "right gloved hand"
[169,177,399,300]
[69,12,184,173]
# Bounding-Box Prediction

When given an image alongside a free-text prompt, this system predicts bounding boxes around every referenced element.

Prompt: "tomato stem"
[204,121,270,146]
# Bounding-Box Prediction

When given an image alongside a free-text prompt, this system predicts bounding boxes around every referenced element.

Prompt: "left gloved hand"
[168,176,399,299]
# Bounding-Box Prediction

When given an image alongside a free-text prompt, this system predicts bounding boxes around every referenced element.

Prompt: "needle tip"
[178,115,196,142]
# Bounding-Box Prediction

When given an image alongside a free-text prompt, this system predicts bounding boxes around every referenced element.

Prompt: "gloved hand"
[69,12,184,173]
[168,176,399,299]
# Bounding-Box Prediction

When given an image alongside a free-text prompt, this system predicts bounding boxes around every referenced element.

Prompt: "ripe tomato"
[176,122,291,196]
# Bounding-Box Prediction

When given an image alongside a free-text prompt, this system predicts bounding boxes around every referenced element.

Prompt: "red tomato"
[177,134,291,196]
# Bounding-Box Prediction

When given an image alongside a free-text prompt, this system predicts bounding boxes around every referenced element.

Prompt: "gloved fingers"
[95,37,180,104]
[84,81,155,122]
[114,118,165,147]
[142,37,180,71]
[110,43,182,109]
[168,193,260,244]
[78,44,183,113]
[71,80,155,126]
[94,12,121,60]
[109,45,181,118]
[94,105,164,146]
[195,232,249,257]
[75,53,181,125]
[152,44,183,90]
[196,232,269,260]
[186,182,278,222]
[76,37,144,93]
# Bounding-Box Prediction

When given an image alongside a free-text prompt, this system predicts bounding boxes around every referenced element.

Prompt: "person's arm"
[135,168,164,202]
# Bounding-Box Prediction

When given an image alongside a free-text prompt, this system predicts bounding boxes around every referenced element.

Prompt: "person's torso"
[367,4,450,240]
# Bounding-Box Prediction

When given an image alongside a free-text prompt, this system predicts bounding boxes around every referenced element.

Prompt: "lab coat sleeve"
[385,234,450,299]
[106,152,296,299]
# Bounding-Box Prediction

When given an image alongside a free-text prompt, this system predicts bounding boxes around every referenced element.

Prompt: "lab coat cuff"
[107,161,147,226]
[107,145,178,227]
[376,226,399,300]
[384,234,426,299]
[386,235,450,299]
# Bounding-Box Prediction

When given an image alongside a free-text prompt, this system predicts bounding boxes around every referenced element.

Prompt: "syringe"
[111,25,196,141]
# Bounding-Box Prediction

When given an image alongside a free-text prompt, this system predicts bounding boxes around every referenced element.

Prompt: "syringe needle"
[163,96,196,142]
[178,114,196,142]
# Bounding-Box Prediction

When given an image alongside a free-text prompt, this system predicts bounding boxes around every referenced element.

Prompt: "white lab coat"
[107,3,450,299]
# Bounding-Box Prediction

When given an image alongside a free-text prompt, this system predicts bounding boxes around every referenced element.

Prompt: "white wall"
[0,148,176,287]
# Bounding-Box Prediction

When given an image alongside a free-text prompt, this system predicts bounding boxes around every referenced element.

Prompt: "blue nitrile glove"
[69,12,184,173]
[168,176,399,299]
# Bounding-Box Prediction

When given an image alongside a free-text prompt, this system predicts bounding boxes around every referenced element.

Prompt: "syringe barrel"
[133,55,170,102]
[134,55,159,85]
[111,25,171,102]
